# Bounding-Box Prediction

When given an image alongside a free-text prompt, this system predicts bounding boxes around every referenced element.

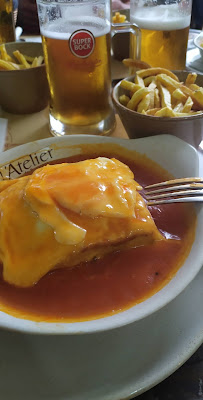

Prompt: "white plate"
[186,48,203,74]
[0,134,202,334]
[194,31,203,58]
[0,267,202,400]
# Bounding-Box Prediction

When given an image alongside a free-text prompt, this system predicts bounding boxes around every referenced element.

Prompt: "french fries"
[136,67,179,82]
[120,80,142,93]
[185,73,197,85]
[13,50,31,69]
[137,93,151,113]
[112,11,127,23]
[0,59,21,71]
[0,44,44,71]
[123,58,151,70]
[127,87,150,110]
[119,67,203,118]
[119,94,130,106]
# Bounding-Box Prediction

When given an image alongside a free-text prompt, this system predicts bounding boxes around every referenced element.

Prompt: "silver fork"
[143,177,203,206]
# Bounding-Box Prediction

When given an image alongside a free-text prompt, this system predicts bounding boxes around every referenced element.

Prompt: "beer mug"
[0,0,15,44]
[36,0,140,137]
[130,0,192,70]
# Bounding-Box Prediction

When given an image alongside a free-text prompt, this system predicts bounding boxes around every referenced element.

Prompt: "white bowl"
[194,31,203,58]
[0,134,202,334]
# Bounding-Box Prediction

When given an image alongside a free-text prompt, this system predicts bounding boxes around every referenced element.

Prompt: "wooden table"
[0,108,128,150]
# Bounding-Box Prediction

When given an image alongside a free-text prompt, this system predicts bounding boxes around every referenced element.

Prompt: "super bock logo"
[69,29,95,58]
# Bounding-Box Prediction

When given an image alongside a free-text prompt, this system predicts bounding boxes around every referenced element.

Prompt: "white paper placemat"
[0,118,8,152]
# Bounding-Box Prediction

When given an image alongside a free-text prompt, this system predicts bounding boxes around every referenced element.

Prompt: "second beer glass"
[130,0,192,70]
[0,0,15,44]
[37,0,116,137]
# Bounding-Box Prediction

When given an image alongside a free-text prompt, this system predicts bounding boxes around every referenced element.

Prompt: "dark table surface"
[132,344,203,399]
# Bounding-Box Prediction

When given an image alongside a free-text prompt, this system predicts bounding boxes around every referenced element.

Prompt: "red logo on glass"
[69,30,95,58]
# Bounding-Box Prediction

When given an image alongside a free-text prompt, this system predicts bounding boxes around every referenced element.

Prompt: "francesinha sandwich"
[0,157,163,287]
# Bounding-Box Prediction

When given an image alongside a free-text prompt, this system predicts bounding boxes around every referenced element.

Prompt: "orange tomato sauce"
[0,150,196,322]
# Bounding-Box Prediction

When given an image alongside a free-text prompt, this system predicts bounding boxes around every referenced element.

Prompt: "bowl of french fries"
[112,67,203,147]
[0,42,49,114]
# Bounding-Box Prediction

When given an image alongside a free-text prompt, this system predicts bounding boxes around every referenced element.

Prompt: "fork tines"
[144,177,203,205]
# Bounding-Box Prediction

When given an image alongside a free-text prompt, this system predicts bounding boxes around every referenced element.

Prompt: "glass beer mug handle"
[111,22,141,60]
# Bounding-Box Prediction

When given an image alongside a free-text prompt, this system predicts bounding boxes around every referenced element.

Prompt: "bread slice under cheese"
[0,157,163,287]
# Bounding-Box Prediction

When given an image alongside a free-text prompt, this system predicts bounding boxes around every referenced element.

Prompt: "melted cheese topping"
[0,158,163,287]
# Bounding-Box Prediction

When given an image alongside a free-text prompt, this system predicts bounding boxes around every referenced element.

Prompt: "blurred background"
[12,0,203,35]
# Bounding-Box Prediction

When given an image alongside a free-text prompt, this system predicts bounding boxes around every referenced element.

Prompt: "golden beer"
[0,0,15,44]
[130,4,191,70]
[41,25,112,127]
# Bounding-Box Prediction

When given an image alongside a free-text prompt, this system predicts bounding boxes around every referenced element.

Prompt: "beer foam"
[131,4,190,31]
[40,16,110,40]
